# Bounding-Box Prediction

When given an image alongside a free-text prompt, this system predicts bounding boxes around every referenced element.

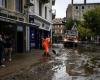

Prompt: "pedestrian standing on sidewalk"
[4,35,13,62]
[0,34,5,67]
[42,36,50,57]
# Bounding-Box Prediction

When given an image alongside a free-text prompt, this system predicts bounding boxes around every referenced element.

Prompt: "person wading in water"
[42,37,50,57]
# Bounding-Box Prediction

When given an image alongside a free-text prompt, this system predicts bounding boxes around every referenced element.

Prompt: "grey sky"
[52,0,100,18]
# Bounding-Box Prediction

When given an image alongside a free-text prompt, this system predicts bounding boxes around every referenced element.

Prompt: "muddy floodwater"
[1,46,100,80]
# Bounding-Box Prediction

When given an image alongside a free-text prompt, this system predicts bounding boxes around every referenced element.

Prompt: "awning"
[16,21,38,28]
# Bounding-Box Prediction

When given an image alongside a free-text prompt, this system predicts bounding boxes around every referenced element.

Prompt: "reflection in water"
[52,52,72,80]
[52,66,71,80]
[52,48,100,80]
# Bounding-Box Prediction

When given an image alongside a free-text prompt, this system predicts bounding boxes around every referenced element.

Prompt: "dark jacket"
[5,37,12,48]
[0,40,4,51]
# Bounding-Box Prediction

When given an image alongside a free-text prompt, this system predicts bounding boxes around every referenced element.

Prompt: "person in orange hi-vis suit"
[42,37,51,57]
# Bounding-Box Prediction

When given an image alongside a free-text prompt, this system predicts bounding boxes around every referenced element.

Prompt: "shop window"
[82,6,84,9]
[76,6,78,9]
[39,1,42,16]
[0,0,6,7]
[15,0,23,13]
[0,0,3,7]
[61,30,62,33]
[45,6,47,19]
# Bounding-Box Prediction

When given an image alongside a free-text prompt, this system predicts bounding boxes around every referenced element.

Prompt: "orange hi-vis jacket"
[42,38,49,53]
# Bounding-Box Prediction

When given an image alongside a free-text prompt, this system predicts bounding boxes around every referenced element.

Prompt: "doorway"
[17,31,23,53]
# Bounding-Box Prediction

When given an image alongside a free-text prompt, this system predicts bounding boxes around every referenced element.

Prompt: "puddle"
[52,50,72,80]
[51,48,100,80]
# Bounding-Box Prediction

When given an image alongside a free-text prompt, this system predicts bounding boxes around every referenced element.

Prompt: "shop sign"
[0,16,16,23]
[40,23,50,31]
[0,10,24,22]
[34,19,41,27]
[29,15,34,23]
[45,25,50,30]
[17,26,23,31]
[34,19,50,31]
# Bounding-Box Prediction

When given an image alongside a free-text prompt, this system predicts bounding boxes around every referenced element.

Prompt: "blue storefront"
[30,27,50,50]
[30,27,38,49]
[29,15,51,50]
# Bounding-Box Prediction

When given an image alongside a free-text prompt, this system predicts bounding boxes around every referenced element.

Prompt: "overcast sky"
[52,0,100,18]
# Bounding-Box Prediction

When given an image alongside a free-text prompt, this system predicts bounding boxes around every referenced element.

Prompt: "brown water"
[1,47,100,80]
[51,48,100,80]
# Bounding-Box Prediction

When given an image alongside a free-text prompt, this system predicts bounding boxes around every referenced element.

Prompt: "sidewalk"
[0,49,44,78]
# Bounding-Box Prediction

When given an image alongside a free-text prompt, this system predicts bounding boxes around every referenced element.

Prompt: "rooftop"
[52,18,64,24]
[70,3,100,6]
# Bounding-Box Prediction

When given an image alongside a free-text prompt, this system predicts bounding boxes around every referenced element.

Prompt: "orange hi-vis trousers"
[42,39,49,53]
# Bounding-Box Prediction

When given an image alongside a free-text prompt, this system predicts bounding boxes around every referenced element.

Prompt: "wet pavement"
[0,45,100,80]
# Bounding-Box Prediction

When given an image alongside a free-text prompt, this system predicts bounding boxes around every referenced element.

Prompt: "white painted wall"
[29,0,53,23]
[26,26,30,51]
[71,4,100,21]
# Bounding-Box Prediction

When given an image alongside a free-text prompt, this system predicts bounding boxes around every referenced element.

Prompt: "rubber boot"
[42,52,46,56]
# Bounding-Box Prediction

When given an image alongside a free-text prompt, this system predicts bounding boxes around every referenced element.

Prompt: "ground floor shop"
[0,20,27,53]
[30,26,50,49]
[29,15,51,50]
[0,20,51,53]
[0,15,52,53]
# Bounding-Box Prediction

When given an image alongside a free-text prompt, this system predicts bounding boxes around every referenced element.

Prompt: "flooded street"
[1,46,100,80]
[52,48,100,80]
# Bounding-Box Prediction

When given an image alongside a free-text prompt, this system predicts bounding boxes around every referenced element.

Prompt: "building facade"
[52,18,65,43]
[28,0,55,50]
[0,0,33,53]
[66,0,100,43]
[66,0,100,21]
[0,0,55,53]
